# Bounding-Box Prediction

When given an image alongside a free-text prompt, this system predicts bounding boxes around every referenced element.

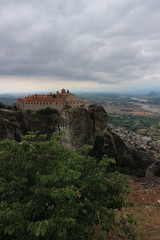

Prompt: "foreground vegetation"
[0,133,136,239]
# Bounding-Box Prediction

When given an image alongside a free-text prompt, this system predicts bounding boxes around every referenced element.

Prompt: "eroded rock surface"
[0,105,109,150]
[0,105,151,174]
[146,161,160,179]
[60,105,108,150]
[61,108,94,150]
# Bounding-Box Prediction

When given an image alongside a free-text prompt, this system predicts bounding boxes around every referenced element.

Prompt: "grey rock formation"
[0,105,132,163]
[0,105,157,177]
[60,105,108,150]
[61,108,94,150]
[88,104,108,137]
[146,161,160,179]
[0,109,23,141]
[0,108,61,141]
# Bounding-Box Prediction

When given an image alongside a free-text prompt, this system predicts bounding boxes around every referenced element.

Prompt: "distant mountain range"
[0,97,17,106]
[146,91,160,97]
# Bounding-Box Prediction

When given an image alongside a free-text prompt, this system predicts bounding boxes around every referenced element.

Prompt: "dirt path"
[108,176,160,240]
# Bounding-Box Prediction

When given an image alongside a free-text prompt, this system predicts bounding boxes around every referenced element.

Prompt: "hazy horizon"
[0,89,159,97]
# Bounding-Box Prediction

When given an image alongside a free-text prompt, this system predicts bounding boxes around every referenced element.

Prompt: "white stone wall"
[16,99,88,112]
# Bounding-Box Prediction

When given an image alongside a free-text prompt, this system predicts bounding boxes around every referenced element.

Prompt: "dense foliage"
[0,133,132,239]
[35,107,60,116]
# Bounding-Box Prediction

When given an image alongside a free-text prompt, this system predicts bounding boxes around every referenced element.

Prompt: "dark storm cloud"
[0,0,160,84]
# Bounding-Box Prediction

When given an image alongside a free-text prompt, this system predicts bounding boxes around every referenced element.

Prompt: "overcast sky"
[0,0,160,93]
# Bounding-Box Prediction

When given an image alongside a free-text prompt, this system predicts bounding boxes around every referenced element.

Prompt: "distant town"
[110,125,160,161]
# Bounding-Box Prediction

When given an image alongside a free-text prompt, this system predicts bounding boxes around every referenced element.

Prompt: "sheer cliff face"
[61,108,94,150]
[0,105,108,148]
[0,106,135,169]
[0,105,132,157]
[61,105,108,150]
[0,109,24,141]
[0,106,155,176]
[88,105,108,138]
[0,109,61,141]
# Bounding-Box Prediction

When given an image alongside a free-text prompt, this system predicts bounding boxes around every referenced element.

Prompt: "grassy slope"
[108,176,160,240]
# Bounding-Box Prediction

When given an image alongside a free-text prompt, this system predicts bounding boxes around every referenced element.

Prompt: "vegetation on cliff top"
[0,132,137,239]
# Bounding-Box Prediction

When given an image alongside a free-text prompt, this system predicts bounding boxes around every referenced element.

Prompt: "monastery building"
[15,89,89,112]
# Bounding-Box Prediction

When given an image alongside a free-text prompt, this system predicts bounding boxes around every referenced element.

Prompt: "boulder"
[146,161,160,179]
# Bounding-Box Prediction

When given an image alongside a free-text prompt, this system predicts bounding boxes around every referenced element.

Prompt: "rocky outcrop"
[146,161,160,179]
[0,105,109,149]
[0,106,133,169]
[104,130,133,160]
[0,108,61,141]
[0,106,132,159]
[61,108,94,150]
[60,105,108,150]
[88,104,108,137]
[1,106,157,176]
[0,109,24,141]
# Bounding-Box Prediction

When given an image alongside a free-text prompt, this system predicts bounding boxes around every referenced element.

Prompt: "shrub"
[36,107,60,116]
[0,133,134,240]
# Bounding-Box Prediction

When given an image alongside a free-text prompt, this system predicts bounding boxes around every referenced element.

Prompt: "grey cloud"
[0,0,160,86]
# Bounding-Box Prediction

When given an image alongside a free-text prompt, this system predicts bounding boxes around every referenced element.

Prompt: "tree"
[0,133,133,240]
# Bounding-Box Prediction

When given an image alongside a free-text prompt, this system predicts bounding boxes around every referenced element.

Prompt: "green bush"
[36,107,60,116]
[0,133,135,240]
[26,109,32,114]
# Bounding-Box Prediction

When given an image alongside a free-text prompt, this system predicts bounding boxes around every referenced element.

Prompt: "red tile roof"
[17,94,87,103]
